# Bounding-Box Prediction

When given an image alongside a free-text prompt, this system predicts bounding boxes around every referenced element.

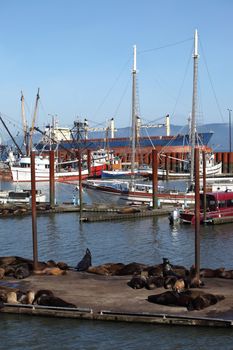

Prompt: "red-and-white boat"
[10,149,113,182]
[180,191,233,224]
[82,179,195,206]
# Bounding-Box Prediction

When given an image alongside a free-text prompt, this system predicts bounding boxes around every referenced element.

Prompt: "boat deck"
[1,271,233,328]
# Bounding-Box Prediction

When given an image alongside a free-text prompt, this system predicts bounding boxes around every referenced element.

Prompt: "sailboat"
[82,42,198,206]
[83,31,222,206]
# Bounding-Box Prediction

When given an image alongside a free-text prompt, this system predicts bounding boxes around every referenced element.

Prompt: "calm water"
[0,180,233,349]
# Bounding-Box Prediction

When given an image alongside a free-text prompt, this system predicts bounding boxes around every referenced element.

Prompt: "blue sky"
[0,0,232,137]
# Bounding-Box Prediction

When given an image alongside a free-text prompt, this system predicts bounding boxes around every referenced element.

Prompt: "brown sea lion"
[145,276,164,290]
[163,275,178,289]
[172,278,186,293]
[34,267,66,276]
[14,264,31,279]
[87,263,125,276]
[148,291,179,306]
[115,262,148,276]
[56,262,69,270]
[34,290,76,308]
[6,291,18,304]
[128,275,147,289]
[144,265,163,277]
[188,293,225,311]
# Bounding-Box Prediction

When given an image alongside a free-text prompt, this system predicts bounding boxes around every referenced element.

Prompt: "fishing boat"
[0,189,46,204]
[179,191,233,224]
[10,149,112,182]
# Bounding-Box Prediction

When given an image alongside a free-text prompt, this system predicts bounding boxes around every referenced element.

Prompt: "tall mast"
[190,29,199,184]
[131,45,137,179]
[29,88,40,155]
[21,91,28,155]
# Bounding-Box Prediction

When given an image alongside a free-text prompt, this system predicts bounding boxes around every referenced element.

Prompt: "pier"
[1,271,233,328]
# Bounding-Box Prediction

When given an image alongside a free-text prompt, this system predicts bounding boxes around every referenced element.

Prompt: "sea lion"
[33,289,76,308]
[148,291,179,306]
[14,264,31,279]
[46,260,57,268]
[188,293,225,311]
[115,262,148,276]
[128,275,147,289]
[163,275,178,289]
[6,291,18,304]
[32,289,54,303]
[34,267,66,276]
[56,261,69,270]
[200,268,216,278]
[76,248,92,271]
[188,266,204,288]
[145,276,164,290]
[145,265,163,277]
[172,278,186,293]
[87,263,125,276]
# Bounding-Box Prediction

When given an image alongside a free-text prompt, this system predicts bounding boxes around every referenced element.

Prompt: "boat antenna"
[190,29,199,184]
[131,44,137,184]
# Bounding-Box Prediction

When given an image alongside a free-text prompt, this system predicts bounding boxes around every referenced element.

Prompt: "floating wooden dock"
[81,207,171,222]
[0,271,233,328]
[0,203,173,222]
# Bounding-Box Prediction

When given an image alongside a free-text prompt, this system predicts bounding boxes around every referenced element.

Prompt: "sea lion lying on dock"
[33,267,66,276]
[148,290,225,311]
[32,289,76,308]
[87,263,125,276]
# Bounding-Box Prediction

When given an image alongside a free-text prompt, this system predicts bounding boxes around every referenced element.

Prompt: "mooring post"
[78,149,83,219]
[30,151,38,271]
[202,151,207,222]
[49,150,55,207]
[152,149,158,209]
[194,147,200,278]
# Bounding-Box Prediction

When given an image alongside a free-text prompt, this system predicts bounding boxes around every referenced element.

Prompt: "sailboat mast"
[29,88,40,155]
[190,29,199,184]
[131,45,137,177]
[21,91,28,155]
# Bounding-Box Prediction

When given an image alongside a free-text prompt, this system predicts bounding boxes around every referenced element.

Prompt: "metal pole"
[228,109,232,153]
[165,154,169,181]
[194,147,200,278]
[152,149,158,209]
[49,150,55,207]
[78,150,83,219]
[202,151,206,222]
[30,152,38,271]
[87,149,92,175]
[190,30,199,185]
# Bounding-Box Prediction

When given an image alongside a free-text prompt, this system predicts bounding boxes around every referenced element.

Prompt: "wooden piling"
[30,152,38,271]
[202,151,207,222]
[49,150,55,207]
[194,147,200,279]
[152,149,158,209]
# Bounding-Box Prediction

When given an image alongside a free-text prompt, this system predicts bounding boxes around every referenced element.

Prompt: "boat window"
[218,200,227,208]
[226,199,233,207]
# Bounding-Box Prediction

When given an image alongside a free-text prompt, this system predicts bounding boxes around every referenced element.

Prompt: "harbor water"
[0,180,233,349]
